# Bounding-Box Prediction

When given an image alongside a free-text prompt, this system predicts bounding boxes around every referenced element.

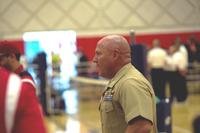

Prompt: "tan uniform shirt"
[99,63,157,133]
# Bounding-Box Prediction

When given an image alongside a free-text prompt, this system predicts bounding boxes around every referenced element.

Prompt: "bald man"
[93,35,157,133]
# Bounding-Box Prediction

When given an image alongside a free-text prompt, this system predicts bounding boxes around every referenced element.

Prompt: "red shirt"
[14,65,38,95]
[0,67,47,133]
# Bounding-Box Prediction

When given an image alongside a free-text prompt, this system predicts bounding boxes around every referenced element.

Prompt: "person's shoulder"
[0,67,9,76]
[125,67,153,86]
[0,67,17,85]
[21,81,35,91]
[0,68,10,94]
[19,71,33,78]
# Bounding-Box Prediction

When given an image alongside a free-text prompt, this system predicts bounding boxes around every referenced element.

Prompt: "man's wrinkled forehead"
[97,37,110,45]
[96,39,107,51]
[97,36,115,49]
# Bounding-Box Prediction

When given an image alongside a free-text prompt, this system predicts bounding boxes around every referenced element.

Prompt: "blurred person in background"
[173,37,188,65]
[165,43,188,102]
[0,66,47,133]
[173,37,188,102]
[93,35,157,133]
[129,30,147,76]
[185,35,200,63]
[164,45,177,101]
[147,39,167,100]
[0,41,36,92]
[32,51,48,115]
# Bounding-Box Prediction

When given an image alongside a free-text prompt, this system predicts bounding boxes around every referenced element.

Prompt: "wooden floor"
[45,83,200,133]
[42,74,200,133]
[172,94,200,133]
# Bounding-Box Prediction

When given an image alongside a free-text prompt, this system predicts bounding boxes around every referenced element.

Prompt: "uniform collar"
[14,65,24,75]
[107,63,132,88]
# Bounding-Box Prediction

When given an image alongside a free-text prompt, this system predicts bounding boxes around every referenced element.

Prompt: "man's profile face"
[93,40,114,79]
[0,54,11,70]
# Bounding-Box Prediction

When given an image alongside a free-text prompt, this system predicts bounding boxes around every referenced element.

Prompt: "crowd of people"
[147,36,200,102]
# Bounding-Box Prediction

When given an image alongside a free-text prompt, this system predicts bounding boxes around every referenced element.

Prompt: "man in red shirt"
[0,41,34,78]
[0,67,47,133]
[0,41,37,93]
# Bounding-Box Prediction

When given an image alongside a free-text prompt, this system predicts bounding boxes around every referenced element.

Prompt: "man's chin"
[98,73,107,79]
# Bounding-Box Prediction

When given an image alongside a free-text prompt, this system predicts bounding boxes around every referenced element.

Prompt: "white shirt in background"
[147,47,167,68]
[165,50,188,71]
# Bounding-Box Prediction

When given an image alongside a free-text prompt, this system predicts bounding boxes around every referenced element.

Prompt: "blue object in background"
[156,98,172,133]
[24,41,42,62]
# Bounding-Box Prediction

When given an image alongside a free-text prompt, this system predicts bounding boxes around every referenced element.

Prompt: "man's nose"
[92,56,97,63]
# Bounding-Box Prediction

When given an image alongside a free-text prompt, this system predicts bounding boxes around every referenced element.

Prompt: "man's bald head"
[98,35,130,50]
[97,35,131,59]
[93,35,131,78]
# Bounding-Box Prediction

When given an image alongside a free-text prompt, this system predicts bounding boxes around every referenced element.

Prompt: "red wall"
[1,31,200,61]
[77,31,200,60]
[135,31,200,49]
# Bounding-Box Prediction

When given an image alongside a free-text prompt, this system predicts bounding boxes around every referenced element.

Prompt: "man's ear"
[113,48,120,59]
